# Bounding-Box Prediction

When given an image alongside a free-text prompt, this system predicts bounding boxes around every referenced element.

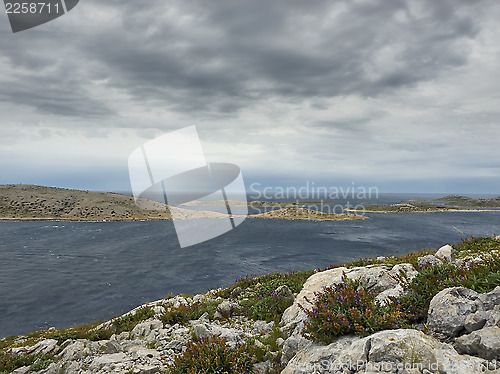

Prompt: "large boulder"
[478,286,500,311]
[427,286,500,361]
[455,326,500,361]
[214,300,236,319]
[282,329,490,374]
[130,319,163,340]
[417,254,443,267]
[427,287,480,337]
[435,244,456,263]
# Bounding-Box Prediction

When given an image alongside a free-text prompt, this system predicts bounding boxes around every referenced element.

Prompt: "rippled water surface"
[1,207,500,337]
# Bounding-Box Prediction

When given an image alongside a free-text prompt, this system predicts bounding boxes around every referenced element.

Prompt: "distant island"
[0,185,366,221]
[0,184,225,221]
[250,207,368,220]
[347,202,454,213]
[346,195,500,213]
[431,195,500,208]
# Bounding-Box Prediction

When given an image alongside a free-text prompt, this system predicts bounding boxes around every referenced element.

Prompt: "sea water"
[1,198,500,337]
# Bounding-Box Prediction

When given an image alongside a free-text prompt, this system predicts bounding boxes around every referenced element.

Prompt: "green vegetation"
[166,336,255,374]
[111,306,155,334]
[344,248,435,269]
[160,301,221,325]
[0,353,56,374]
[219,271,314,322]
[301,277,405,343]
[302,236,500,344]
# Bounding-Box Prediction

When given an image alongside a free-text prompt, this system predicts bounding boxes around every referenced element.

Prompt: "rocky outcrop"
[282,329,494,374]
[427,287,482,337]
[427,286,500,360]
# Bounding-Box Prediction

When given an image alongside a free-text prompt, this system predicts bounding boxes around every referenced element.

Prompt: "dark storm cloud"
[79,0,482,116]
[0,0,486,119]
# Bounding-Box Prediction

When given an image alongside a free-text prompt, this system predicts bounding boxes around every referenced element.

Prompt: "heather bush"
[301,276,404,343]
[167,336,255,374]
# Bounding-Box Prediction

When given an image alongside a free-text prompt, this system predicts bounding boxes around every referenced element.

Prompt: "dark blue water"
[1,210,500,338]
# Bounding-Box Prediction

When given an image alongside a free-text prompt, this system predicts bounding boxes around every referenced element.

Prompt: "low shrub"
[400,256,500,322]
[112,307,155,334]
[166,336,255,374]
[0,353,55,374]
[301,276,404,343]
[161,301,221,325]
[454,236,500,258]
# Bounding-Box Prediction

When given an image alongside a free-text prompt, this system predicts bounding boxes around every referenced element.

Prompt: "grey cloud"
[0,0,491,121]
[72,0,484,117]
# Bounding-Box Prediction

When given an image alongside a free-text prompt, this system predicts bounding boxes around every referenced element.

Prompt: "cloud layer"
[1,0,499,193]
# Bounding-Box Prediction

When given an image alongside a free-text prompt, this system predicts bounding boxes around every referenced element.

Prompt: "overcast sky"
[1,0,500,194]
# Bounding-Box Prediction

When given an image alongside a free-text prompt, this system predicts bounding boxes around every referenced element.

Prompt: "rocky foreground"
[2,239,500,373]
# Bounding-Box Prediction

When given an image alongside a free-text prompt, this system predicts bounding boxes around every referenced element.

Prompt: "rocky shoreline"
[1,239,500,373]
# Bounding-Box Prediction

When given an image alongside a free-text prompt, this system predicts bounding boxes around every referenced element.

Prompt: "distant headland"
[0,185,366,221]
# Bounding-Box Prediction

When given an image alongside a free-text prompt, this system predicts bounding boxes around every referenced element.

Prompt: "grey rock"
[464,311,489,333]
[215,300,235,319]
[252,320,274,334]
[375,285,405,306]
[276,337,285,347]
[193,322,244,345]
[253,360,273,374]
[390,263,418,282]
[62,361,82,374]
[283,329,488,374]
[435,244,456,262]
[417,254,443,267]
[41,362,63,374]
[427,287,479,337]
[230,287,242,299]
[27,339,58,355]
[274,285,294,303]
[455,326,500,360]
[133,365,159,374]
[58,340,99,361]
[165,339,183,350]
[487,305,500,327]
[282,335,359,373]
[193,323,213,339]
[11,367,30,374]
[89,353,130,371]
[281,335,314,366]
[281,264,418,336]
[477,286,500,311]
[100,339,122,354]
[129,347,160,360]
[193,293,206,303]
[254,339,266,349]
[130,319,163,340]
[356,266,399,293]
[281,267,349,331]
